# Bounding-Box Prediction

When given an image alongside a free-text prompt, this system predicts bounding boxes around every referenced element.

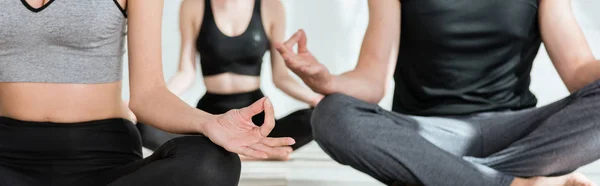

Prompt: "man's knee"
[312,94,359,141]
[311,94,377,157]
[313,93,354,117]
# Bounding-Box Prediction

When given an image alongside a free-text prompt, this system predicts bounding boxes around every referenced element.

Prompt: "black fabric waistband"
[203,89,263,101]
[0,117,142,164]
[197,89,265,115]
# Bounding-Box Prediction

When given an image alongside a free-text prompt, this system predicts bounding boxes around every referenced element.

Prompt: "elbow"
[128,99,144,116]
[273,80,285,90]
[272,74,290,90]
[565,76,580,94]
[566,61,600,93]
[128,86,160,115]
[350,79,385,104]
[168,70,196,94]
[179,69,197,83]
[181,72,196,89]
[567,88,577,94]
[273,79,283,89]
[366,87,385,104]
[566,76,589,94]
[128,92,148,115]
[364,76,387,104]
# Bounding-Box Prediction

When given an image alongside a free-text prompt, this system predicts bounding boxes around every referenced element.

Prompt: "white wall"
[122,0,599,115]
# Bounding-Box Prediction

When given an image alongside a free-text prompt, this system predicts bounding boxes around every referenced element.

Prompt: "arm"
[276,0,400,104]
[127,0,211,134]
[127,0,294,158]
[331,0,401,103]
[166,0,202,96]
[268,0,323,107]
[540,0,599,93]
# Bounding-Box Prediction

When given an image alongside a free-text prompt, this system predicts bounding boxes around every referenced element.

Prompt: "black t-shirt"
[393,0,541,116]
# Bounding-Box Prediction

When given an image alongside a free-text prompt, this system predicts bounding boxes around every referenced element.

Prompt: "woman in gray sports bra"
[0,0,293,185]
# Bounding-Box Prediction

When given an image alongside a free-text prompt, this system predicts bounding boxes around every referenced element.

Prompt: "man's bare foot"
[239,154,291,161]
[513,173,597,186]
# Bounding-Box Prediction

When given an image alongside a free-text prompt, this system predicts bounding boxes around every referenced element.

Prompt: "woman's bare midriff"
[0,82,132,123]
[203,72,261,94]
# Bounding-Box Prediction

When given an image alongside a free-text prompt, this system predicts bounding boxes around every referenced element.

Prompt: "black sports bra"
[196,0,270,77]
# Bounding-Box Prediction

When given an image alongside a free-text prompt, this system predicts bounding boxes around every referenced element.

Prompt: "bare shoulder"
[180,0,205,31]
[181,0,204,8]
[262,0,284,14]
[261,0,285,38]
[261,0,285,22]
[180,0,205,18]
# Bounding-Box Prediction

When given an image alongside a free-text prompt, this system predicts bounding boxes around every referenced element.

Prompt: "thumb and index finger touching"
[275,29,309,58]
[240,97,295,146]
[238,98,279,136]
[259,99,295,146]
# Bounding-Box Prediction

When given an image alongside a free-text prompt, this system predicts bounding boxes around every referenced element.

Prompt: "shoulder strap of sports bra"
[253,0,261,18]
[204,0,214,21]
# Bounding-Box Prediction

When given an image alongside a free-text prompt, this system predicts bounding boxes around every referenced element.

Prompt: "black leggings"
[0,117,240,186]
[138,89,314,151]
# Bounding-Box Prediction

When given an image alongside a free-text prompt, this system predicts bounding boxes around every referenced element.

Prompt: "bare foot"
[514,173,597,186]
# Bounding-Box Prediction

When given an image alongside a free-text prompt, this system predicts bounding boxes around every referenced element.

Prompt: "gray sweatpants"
[311,80,600,186]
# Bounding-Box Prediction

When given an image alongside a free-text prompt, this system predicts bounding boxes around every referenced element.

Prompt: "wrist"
[195,113,217,135]
[309,95,324,107]
[323,75,339,94]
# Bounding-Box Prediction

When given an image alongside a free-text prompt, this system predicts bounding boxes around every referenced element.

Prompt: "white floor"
[238,142,382,186]
[238,143,600,186]
[144,142,600,186]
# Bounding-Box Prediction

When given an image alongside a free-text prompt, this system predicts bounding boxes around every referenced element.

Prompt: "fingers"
[239,97,267,118]
[260,98,276,136]
[275,42,301,66]
[278,29,309,53]
[274,42,294,61]
[249,144,291,159]
[238,147,268,159]
[275,43,309,74]
[261,137,296,147]
[279,146,293,154]
[297,29,309,53]
[283,30,302,49]
[296,63,316,75]
[275,30,317,78]
[274,29,303,57]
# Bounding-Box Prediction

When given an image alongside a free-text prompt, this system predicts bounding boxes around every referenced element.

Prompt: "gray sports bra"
[0,0,127,84]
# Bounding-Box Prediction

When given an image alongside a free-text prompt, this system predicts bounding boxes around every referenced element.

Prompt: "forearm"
[274,0,397,105]
[275,77,323,107]
[539,0,598,93]
[130,87,213,134]
[570,60,600,92]
[330,70,385,104]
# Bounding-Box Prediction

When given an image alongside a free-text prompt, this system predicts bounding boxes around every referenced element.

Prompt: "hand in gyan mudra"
[275,30,335,95]
[204,98,295,159]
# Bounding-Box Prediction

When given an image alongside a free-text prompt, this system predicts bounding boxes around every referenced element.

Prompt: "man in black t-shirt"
[276,0,600,186]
